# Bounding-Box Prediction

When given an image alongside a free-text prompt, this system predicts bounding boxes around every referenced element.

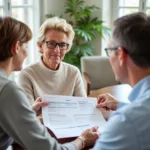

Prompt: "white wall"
[40,0,65,23]
[101,0,113,55]
[40,0,110,55]
[86,0,103,55]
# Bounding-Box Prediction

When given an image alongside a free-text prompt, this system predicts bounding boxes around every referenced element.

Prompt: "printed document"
[42,95,107,138]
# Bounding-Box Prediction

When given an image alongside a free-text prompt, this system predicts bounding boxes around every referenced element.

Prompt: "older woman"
[0,16,98,150]
[17,17,86,105]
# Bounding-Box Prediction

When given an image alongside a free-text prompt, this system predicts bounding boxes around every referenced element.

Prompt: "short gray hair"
[113,12,150,68]
[37,17,74,46]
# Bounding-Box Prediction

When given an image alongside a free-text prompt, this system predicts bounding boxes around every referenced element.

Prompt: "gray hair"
[112,12,150,68]
[37,17,74,46]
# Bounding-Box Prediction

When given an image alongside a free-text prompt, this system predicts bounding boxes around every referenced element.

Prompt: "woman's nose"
[53,45,60,52]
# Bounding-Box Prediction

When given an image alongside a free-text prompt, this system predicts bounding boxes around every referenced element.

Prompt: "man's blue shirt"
[93,75,150,150]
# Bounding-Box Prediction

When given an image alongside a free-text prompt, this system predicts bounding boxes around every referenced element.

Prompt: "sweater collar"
[39,57,63,75]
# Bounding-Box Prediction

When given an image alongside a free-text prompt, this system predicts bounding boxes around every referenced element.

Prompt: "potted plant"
[46,0,110,69]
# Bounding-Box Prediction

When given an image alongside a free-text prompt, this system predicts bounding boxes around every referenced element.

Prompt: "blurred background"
[0,0,149,80]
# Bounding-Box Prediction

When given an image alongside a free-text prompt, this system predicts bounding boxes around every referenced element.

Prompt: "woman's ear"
[66,43,72,52]
[11,41,20,55]
[37,42,43,53]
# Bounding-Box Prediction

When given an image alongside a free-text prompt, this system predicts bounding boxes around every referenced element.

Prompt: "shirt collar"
[129,75,150,102]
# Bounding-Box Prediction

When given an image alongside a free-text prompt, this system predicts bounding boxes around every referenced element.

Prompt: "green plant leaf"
[74,28,94,41]
[45,0,111,69]
[65,0,84,19]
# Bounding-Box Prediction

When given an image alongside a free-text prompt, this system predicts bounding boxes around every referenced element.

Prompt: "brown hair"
[0,16,32,61]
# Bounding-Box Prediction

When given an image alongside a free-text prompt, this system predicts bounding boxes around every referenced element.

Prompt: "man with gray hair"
[94,12,150,150]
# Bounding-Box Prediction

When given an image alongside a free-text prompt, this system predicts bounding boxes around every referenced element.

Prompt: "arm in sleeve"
[0,82,77,150]
[117,101,130,109]
[17,71,35,105]
[73,69,87,97]
[93,113,139,150]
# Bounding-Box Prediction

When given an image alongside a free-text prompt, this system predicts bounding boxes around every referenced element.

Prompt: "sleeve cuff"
[117,101,130,109]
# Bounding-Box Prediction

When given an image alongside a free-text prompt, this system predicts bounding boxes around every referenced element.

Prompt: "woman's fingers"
[32,101,49,111]
[41,101,49,106]
[37,101,49,107]
[35,97,42,102]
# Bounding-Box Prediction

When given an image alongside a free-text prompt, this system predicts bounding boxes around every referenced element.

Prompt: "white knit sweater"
[17,59,86,105]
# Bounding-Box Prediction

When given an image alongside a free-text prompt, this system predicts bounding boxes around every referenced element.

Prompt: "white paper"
[42,95,107,138]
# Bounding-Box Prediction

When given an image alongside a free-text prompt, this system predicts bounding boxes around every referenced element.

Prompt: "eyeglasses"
[44,41,69,50]
[104,47,118,57]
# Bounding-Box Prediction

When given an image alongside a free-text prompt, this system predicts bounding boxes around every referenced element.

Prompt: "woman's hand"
[32,97,49,116]
[96,93,118,111]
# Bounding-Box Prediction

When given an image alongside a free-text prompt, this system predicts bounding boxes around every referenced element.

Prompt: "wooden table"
[88,84,132,119]
[89,84,132,100]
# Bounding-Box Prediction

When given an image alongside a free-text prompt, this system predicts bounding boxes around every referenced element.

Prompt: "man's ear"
[11,41,20,55]
[118,47,128,66]
[37,42,43,53]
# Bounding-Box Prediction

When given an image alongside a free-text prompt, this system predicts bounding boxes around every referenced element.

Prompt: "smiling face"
[38,29,69,70]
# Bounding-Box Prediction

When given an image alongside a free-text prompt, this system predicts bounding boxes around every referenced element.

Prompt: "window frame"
[0,0,40,81]
[113,0,149,19]
[102,0,150,56]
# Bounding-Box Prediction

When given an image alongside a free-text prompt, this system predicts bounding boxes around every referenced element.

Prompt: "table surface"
[89,84,132,101]
[13,84,132,150]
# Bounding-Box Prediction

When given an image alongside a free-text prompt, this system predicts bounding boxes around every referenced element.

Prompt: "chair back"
[81,56,119,93]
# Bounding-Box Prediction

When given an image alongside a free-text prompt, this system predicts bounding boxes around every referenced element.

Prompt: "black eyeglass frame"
[104,47,118,57]
[44,41,69,50]
[105,47,130,57]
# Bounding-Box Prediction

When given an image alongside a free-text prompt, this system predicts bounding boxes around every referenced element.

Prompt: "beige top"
[17,59,86,105]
